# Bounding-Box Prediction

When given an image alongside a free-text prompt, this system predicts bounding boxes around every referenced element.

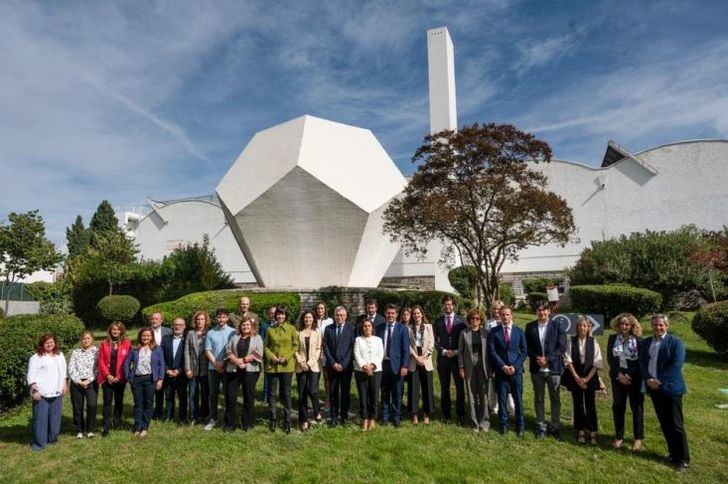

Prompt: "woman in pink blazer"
[407,305,435,424]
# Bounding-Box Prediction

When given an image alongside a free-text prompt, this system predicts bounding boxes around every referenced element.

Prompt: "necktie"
[504,326,511,346]
[386,324,393,358]
[446,315,452,334]
[336,324,342,341]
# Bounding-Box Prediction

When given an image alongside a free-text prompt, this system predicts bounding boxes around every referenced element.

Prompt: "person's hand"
[32,390,42,402]
[334,363,343,372]
[155,380,163,390]
[186,370,193,379]
[646,378,661,390]
[400,367,408,377]
[459,368,466,379]
[617,373,631,385]
[107,374,115,385]
[237,361,247,370]
[243,355,253,363]
[536,356,548,367]
[214,361,224,373]
[166,369,175,377]
[446,349,454,358]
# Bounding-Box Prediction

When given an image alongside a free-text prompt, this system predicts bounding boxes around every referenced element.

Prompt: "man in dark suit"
[488,306,527,435]
[356,298,386,331]
[639,314,690,472]
[150,311,172,420]
[376,304,410,427]
[433,295,466,424]
[524,301,567,440]
[161,318,188,423]
[323,306,356,426]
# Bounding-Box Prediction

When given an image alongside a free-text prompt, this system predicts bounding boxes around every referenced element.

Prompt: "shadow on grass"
[686,348,728,370]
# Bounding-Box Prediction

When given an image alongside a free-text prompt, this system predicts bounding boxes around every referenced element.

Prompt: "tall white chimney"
[427,27,457,135]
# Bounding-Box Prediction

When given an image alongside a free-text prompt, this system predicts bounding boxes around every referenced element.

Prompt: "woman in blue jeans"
[26,333,67,451]
[124,327,165,437]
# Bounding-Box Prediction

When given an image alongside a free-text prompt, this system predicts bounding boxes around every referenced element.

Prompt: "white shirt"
[172,334,183,358]
[537,322,549,372]
[27,353,66,398]
[153,327,162,347]
[564,337,603,369]
[648,337,663,380]
[486,318,500,330]
[353,336,384,372]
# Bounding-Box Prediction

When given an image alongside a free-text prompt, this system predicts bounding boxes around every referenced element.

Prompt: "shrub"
[96,295,140,325]
[25,281,74,315]
[0,314,84,410]
[363,290,463,320]
[526,292,548,311]
[570,284,662,321]
[498,283,515,308]
[522,277,556,294]
[0,307,4,319]
[692,301,728,357]
[448,266,478,300]
[142,290,300,325]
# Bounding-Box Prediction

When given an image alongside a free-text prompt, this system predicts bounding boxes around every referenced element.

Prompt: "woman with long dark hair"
[27,333,67,450]
[407,305,435,425]
[124,327,165,437]
[264,306,299,433]
[295,310,323,430]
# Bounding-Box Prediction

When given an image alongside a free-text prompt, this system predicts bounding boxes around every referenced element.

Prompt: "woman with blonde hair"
[607,313,644,451]
[68,330,98,438]
[186,310,210,424]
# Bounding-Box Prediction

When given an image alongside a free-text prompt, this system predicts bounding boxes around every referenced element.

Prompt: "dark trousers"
[153,381,165,420]
[296,371,320,424]
[131,375,155,431]
[437,356,465,423]
[329,367,353,423]
[269,372,293,425]
[262,372,272,403]
[572,388,598,432]
[31,396,62,450]
[380,360,404,424]
[101,380,125,431]
[612,378,644,440]
[650,391,690,463]
[164,374,188,422]
[355,371,381,419]
[70,381,98,434]
[496,372,524,431]
[225,371,259,430]
[208,370,228,422]
[409,366,435,415]
[188,375,210,421]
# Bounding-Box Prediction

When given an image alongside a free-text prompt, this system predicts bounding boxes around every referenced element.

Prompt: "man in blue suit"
[525,301,567,440]
[376,304,410,427]
[356,298,386,330]
[161,318,188,423]
[324,306,356,426]
[488,306,527,436]
[639,314,690,472]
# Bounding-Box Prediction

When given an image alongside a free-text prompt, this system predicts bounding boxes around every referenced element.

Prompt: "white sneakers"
[87,432,94,438]
[76,433,83,439]
[204,420,216,431]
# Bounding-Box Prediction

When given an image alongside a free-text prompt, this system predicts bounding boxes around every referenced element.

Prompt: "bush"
[448,266,478,300]
[692,301,728,356]
[522,277,556,294]
[142,290,300,325]
[0,314,84,410]
[570,284,662,321]
[25,281,74,315]
[498,283,515,307]
[0,307,4,319]
[96,295,140,325]
[363,290,463,320]
[526,292,548,311]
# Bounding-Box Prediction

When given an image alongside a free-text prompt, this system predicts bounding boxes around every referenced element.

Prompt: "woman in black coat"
[607,313,644,451]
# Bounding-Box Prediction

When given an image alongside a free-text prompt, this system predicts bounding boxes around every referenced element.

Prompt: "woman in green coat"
[264,306,300,433]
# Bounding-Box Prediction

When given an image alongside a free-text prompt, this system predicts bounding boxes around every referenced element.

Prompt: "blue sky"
[1,0,727,247]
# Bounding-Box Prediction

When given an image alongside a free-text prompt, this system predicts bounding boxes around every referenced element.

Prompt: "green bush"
[0,314,84,410]
[363,289,463,320]
[96,295,140,324]
[692,301,728,357]
[448,266,478,300]
[522,277,556,294]
[25,281,74,315]
[498,283,515,307]
[526,292,548,311]
[142,290,300,325]
[570,284,662,321]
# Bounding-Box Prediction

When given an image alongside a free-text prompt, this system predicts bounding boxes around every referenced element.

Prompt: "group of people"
[26,295,690,471]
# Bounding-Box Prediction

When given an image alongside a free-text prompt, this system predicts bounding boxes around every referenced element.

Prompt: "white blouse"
[27,353,67,397]
[564,337,603,369]
[68,347,98,384]
[353,336,384,372]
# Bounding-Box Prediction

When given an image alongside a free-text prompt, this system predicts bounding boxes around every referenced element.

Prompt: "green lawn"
[1,311,726,483]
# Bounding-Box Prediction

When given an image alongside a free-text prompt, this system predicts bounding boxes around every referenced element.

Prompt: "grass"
[1,311,726,483]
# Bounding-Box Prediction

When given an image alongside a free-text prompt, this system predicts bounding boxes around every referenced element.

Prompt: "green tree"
[65,215,91,259]
[383,123,576,306]
[89,200,121,247]
[0,210,63,314]
[82,230,138,295]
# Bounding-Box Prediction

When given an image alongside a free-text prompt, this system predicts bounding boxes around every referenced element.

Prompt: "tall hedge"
[142,290,300,325]
[0,314,84,410]
[570,284,662,321]
[692,301,728,357]
[363,289,462,320]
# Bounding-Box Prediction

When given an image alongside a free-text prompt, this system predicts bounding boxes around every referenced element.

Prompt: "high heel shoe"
[283,421,291,434]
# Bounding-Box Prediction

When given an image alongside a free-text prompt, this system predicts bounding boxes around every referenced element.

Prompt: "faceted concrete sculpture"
[216,115,407,288]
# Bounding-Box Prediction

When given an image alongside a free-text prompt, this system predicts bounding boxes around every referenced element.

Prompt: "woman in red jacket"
[97,321,131,435]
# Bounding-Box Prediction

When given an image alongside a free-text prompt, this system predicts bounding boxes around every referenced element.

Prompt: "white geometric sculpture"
[216,115,407,288]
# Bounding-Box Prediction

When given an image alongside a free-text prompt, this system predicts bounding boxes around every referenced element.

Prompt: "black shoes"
[269,419,276,432]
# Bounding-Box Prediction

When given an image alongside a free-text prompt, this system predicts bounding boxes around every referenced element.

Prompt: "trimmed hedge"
[363,289,462,320]
[0,314,84,410]
[142,290,301,325]
[526,292,548,311]
[570,284,662,321]
[97,295,140,324]
[522,277,556,294]
[692,301,728,357]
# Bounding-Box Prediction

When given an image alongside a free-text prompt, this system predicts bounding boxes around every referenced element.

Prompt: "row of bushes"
[693,301,728,357]
[0,314,84,411]
[363,290,463,320]
[142,291,300,324]
[570,284,662,321]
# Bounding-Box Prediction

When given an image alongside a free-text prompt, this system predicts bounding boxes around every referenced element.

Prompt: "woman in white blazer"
[295,310,323,430]
[354,319,384,431]
[408,305,435,425]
